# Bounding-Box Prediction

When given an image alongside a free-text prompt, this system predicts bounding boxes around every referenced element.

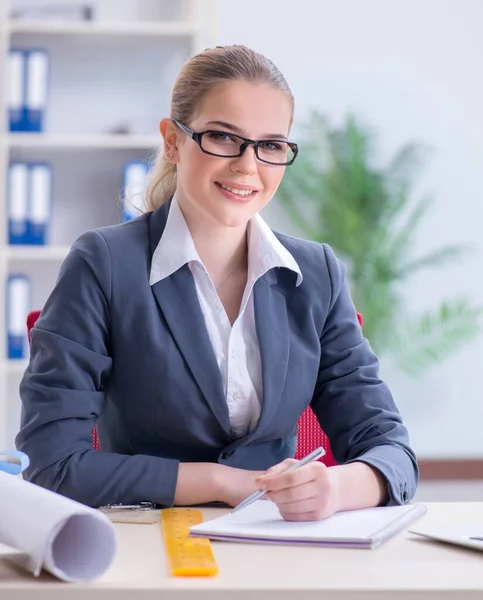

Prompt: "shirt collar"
[149,194,303,287]
[247,213,303,286]
[149,195,201,285]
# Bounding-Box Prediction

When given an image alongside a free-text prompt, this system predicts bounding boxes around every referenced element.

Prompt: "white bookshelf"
[2,245,70,261]
[0,0,218,450]
[6,20,201,37]
[1,359,29,374]
[6,133,162,149]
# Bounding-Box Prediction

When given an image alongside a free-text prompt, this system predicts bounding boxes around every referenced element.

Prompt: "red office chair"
[27,310,363,464]
[294,311,363,466]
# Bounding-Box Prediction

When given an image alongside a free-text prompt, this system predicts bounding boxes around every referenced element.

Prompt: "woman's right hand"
[214,465,266,507]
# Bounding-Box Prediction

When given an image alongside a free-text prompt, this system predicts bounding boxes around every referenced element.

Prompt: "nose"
[230,143,258,176]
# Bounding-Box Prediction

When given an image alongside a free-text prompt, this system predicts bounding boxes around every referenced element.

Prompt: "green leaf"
[385,141,431,193]
[396,244,474,278]
[391,298,483,376]
[380,194,435,269]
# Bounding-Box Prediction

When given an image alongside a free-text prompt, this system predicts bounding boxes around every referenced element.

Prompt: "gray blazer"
[17,200,418,508]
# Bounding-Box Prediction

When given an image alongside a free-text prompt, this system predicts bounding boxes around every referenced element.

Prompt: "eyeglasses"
[172,119,298,166]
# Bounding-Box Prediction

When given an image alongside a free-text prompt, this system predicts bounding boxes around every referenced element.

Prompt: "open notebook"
[190,500,427,549]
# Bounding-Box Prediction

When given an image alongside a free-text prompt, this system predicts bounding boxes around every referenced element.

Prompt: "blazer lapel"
[151,267,232,436]
[148,204,231,436]
[250,272,290,439]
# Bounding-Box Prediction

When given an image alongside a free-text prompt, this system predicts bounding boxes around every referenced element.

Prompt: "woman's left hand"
[255,459,341,521]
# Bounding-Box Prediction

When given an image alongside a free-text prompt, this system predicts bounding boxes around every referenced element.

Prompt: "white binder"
[7,50,25,131]
[7,275,31,359]
[28,163,52,244]
[25,50,49,132]
[8,163,29,244]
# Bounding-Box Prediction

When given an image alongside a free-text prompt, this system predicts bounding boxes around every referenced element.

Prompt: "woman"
[17,45,417,521]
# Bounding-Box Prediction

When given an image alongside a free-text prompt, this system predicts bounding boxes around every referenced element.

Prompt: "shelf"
[6,20,199,37]
[0,0,218,452]
[6,134,161,150]
[2,246,70,261]
[1,359,28,375]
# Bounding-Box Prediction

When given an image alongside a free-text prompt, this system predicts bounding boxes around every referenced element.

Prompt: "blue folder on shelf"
[8,162,29,244]
[122,161,150,221]
[25,49,49,132]
[8,162,52,245]
[6,275,31,360]
[7,49,49,132]
[7,50,26,132]
[26,163,52,245]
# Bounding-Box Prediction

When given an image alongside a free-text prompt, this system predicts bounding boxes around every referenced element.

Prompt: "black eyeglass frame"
[172,118,298,166]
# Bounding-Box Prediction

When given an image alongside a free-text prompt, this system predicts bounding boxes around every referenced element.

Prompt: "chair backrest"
[294,311,363,466]
[26,310,41,342]
[26,310,364,465]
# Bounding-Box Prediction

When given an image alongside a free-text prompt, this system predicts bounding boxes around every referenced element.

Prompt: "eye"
[259,141,285,152]
[205,131,238,143]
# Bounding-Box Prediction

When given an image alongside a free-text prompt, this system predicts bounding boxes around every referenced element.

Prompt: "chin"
[206,203,256,229]
[214,213,252,228]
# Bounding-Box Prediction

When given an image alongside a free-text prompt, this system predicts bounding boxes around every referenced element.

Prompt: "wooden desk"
[1,502,482,599]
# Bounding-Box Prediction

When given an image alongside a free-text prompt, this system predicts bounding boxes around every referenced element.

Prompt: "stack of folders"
[122,161,151,221]
[8,48,49,132]
[8,162,52,245]
[7,162,51,360]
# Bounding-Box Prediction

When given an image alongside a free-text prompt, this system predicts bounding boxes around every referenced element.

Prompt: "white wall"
[218,0,483,458]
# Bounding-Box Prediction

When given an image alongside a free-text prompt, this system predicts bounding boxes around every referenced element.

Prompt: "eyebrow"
[205,120,288,140]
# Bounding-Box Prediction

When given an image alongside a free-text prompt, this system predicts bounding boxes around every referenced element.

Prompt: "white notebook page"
[190,500,426,545]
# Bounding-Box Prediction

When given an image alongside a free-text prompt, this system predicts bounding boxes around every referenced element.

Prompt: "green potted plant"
[277,111,482,376]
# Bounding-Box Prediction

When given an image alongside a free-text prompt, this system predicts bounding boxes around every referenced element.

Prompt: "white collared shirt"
[149,196,303,437]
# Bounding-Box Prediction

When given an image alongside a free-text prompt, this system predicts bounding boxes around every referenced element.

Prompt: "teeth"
[219,183,254,196]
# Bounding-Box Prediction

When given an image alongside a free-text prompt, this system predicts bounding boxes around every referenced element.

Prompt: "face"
[160,80,293,230]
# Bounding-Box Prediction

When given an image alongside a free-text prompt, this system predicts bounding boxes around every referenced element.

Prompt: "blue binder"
[26,163,52,245]
[25,49,49,132]
[8,162,29,244]
[122,161,150,221]
[6,275,31,359]
[7,50,26,132]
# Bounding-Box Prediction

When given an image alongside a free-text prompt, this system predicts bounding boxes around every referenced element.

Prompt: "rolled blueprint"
[0,469,117,581]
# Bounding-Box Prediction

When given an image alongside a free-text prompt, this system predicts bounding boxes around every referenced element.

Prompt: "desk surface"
[1,502,483,600]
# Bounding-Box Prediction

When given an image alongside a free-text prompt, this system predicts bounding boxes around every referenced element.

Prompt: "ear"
[159,118,180,164]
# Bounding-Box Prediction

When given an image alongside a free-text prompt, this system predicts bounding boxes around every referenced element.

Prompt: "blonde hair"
[144,45,294,212]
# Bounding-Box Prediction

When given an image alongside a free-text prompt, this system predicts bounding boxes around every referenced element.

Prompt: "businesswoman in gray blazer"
[17,45,418,521]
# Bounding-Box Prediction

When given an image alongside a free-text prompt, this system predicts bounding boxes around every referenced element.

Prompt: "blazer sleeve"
[16,230,180,508]
[310,243,419,505]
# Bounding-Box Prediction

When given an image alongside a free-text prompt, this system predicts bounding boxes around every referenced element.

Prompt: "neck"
[178,202,249,288]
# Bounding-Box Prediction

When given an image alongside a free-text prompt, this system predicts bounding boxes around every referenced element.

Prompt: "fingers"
[276,491,337,522]
[257,461,326,492]
[266,480,319,503]
[255,461,338,522]
[256,459,297,480]
[279,508,327,522]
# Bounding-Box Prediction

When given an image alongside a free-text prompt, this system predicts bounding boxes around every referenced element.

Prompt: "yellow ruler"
[161,508,219,577]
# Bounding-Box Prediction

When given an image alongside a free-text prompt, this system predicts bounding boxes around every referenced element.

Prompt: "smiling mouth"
[215,182,257,197]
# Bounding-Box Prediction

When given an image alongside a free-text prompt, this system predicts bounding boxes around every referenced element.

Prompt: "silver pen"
[98,502,154,511]
[231,446,326,513]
